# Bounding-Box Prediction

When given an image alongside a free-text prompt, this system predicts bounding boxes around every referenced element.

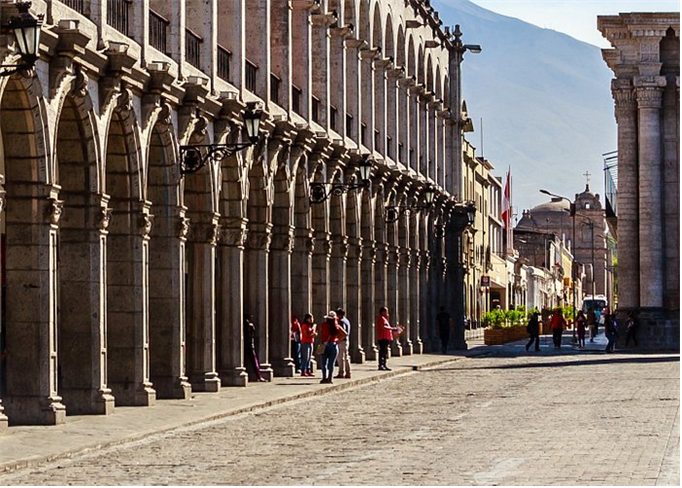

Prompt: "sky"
[468,0,680,47]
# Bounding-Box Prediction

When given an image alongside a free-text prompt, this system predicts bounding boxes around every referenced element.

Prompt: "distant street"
[1,346,678,486]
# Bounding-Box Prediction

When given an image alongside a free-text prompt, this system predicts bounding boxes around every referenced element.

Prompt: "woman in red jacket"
[551,308,567,349]
[319,311,345,384]
[299,314,316,377]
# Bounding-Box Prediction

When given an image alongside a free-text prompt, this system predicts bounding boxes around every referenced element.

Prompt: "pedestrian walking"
[335,309,352,379]
[625,311,638,347]
[525,311,541,351]
[299,313,316,377]
[319,311,345,384]
[604,312,618,353]
[550,308,566,349]
[244,315,267,382]
[436,306,452,354]
[290,315,301,373]
[376,307,399,371]
[576,310,587,348]
[587,308,597,342]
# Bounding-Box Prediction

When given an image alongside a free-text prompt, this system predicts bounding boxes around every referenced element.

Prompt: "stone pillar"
[149,206,192,400]
[329,231,348,311]
[346,235,365,363]
[269,226,296,377]
[216,218,248,387]
[399,247,413,355]
[107,202,157,405]
[662,76,679,310]
[58,195,116,413]
[3,186,66,425]
[311,230,331,320]
[361,240,378,360]
[410,249,424,354]
[635,77,666,308]
[292,230,314,318]
[185,216,221,392]
[612,80,639,311]
[387,243,402,356]
[245,225,274,381]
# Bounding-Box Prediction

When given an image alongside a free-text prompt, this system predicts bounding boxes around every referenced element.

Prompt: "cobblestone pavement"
[1,348,678,486]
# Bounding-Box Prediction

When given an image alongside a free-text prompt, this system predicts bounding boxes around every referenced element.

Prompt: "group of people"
[289,306,402,384]
[525,307,639,353]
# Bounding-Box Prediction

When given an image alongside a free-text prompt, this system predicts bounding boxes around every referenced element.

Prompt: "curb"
[0,354,474,474]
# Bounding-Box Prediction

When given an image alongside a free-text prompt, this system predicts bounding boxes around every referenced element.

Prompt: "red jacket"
[550,313,566,330]
[376,315,393,341]
[300,323,316,343]
[320,321,342,344]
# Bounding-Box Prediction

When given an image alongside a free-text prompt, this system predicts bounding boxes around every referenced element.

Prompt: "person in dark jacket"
[625,311,638,347]
[525,312,541,351]
[604,312,618,353]
[244,315,267,382]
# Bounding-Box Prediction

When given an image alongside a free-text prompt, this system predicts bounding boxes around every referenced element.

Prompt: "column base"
[189,372,221,392]
[451,339,468,351]
[111,383,157,406]
[0,413,7,434]
[5,395,66,426]
[272,358,295,378]
[60,388,116,415]
[412,339,424,354]
[402,340,414,356]
[147,376,192,400]
[391,342,403,357]
[364,345,378,361]
[351,346,365,364]
[220,367,248,387]
[259,364,274,382]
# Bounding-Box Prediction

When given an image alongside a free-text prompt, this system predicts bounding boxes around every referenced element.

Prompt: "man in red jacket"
[376,307,398,371]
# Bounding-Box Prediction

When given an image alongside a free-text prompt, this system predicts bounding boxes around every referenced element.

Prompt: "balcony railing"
[149,9,169,54]
[107,0,132,36]
[185,28,203,69]
[245,60,258,92]
[217,45,231,82]
[62,0,85,14]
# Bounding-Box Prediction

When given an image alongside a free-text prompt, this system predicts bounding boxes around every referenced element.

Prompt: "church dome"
[530,197,571,214]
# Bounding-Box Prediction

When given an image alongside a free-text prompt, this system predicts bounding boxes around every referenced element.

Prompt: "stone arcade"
[0,0,473,429]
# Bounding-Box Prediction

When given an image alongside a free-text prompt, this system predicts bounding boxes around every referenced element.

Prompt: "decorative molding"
[138,211,155,238]
[247,231,272,252]
[97,206,113,231]
[46,198,64,225]
[177,216,191,239]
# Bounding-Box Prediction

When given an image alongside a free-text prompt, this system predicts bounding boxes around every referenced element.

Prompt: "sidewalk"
[0,346,488,473]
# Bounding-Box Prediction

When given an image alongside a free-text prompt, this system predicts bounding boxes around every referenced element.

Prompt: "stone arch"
[104,104,155,407]
[0,76,65,425]
[147,118,191,400]
[54,90,115,416]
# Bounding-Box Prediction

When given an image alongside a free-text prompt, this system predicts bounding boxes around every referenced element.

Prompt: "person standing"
[550,308,566,349]
[625,311,638,347]
[299,314,316,377]
[319,311,345,384]
[604,312,617,353]
[335,309,352,379]
[525,311,540,352]
[244,315,267,382]
[376,307,398,371]
[587,308,597,343]
[435,306,452,354]
[576,310,587,348]
[290,315,301,374]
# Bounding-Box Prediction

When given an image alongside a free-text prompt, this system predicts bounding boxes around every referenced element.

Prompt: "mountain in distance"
[432,0,617,215]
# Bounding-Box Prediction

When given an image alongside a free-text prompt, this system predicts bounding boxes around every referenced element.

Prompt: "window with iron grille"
[245,59,258,92]
[217,46,231,82]
[149,9,169,53]
[63,0,85,14]
[107,0,132,36]
[292,85,302,114]
[270,73,281,105]
[330,106,337,132]
[185,28,203,69]
[346,113,353,137]
[311,96,320,124]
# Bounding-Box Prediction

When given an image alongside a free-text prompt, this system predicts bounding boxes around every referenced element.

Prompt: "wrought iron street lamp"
[309,156,373,204]
[179,102,263,175]
[1,2,43,77]
[384,187,436,223]
[451,200,477,350]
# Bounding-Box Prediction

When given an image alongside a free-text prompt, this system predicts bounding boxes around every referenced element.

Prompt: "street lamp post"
[1,2,43,77]
[451,201,476,350]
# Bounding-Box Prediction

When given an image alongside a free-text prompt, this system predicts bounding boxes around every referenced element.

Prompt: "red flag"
[501,170,511,229]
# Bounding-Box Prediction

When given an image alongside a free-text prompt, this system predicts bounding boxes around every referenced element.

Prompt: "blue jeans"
[300,343,313,374]
[291,340,301,372]
[321,343,339,380]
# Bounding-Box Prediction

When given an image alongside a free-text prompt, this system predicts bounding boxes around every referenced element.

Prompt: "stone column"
[420,250,433,353]
[245,224,274,381]
[612,80,639,311]
[361,240,378,360]
[216,217,248,387]
[410,249,424,354]
[185,216,221,392]
[311,230,331,320]
[662,76,679,310]
[292,230,314,317]
[635,76,666,308]
[3,186,66,425]
[269,226,296,377]
[387,243,402,356]
[346,235,365,363]
[399,247,413,355]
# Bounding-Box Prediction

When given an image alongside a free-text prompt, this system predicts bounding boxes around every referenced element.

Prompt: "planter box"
[484,325,528,345]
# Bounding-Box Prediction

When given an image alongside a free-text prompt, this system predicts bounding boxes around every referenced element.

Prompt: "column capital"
[271,226,296,253]
[135,201,154,238]
[246,224,273,251]
[331,234,349,258]
[190,219,221,246]
[362,241,377,263]
[634,76,666,109]
[611,79,636,111]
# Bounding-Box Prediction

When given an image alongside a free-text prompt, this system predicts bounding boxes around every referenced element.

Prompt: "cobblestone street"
[1,348,678,486]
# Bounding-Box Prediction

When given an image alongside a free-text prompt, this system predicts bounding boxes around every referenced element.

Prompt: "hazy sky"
[467,0,680,47]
